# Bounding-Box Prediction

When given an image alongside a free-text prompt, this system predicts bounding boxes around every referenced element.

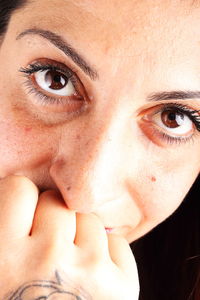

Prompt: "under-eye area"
[0,0,200,299]
[19,58,90,114]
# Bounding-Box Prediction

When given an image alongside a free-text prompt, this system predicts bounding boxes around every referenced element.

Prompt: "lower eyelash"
[160,132,194,145]
[23,75,85,107]
[141,114,198,147]
[155,124,200,146]
[151,103,200,145]
[23,79,65,106]
[22,77,89,120]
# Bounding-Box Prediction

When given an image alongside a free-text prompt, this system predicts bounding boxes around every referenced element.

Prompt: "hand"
[0,175,139,300]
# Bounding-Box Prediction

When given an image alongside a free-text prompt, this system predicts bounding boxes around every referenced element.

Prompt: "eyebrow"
[14,30,200,101]
[16,28,99,81]
[147,90,200,102]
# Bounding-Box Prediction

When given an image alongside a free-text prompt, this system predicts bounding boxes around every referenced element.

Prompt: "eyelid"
[19,59,77,90]
[19,58,89,102]
[20,61,74,78]
[139,102,200,146]
[140,102,200,131]
[18,58,93,123]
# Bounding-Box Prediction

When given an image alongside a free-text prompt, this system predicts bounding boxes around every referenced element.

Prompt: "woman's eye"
[141,105,200,145]
[34,69,76,96]
[153,108,194,136]
[19,60,89,118]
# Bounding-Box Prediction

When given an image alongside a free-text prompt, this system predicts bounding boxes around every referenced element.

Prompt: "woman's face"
[1,0,200,243]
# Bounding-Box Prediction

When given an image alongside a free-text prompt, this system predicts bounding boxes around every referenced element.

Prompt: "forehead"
[10,0,200,93]
[15,0,200,59]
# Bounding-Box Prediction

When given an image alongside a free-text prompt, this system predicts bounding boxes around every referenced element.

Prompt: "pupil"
[168,113,176,121]
[54,75,62,83]
[45,71,68,90]
[161,110,184,128]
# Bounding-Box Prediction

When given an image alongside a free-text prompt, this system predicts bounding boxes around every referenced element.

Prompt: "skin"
[1,0,200,243]
[0,176,139,299]
[1,0,200,298]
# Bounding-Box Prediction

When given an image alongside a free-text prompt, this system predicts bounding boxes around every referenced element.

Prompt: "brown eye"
[34,69,76,96]
[161,110,184,128]
[148,107,194,136]
[45,70,68,90]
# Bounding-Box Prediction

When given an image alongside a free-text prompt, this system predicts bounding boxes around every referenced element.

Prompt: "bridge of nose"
[49,97,139,212]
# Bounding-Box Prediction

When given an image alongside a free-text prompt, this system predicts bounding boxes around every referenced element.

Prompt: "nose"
[49,112,136,213]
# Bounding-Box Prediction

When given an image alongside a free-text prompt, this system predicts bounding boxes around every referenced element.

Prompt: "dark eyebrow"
[147,90,200,102]
[16,28,99,81]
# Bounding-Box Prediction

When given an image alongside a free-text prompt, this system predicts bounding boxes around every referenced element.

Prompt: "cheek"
[0,118,56,177]
[140,167,198,224]
[135,141,200,226]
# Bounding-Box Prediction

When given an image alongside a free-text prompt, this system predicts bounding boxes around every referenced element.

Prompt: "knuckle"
[0,175,38,195]
[0,175,39,198]
[77,213,103,226]
[39,190,63,203]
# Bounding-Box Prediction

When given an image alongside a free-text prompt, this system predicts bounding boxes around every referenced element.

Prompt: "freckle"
[151,176,156,182]
[67,186,71,191]
[25,127,32,132]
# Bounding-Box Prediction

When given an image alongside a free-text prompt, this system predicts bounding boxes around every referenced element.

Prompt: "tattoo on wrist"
[5,271,92,300]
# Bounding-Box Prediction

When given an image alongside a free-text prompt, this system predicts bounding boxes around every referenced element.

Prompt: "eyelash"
[148,103,200,145]
[19,61,83,106]
[19,61,200,146]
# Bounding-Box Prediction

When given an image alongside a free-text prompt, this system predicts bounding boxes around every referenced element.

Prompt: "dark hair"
[0,0,26,36]
[0,1,200,299]
[132,174,200,300]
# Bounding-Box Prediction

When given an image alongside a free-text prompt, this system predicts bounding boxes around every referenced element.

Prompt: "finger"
[108,234,139,280]
[32,190,76,244]
[75,213,109,260]
[0,175,39,240]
